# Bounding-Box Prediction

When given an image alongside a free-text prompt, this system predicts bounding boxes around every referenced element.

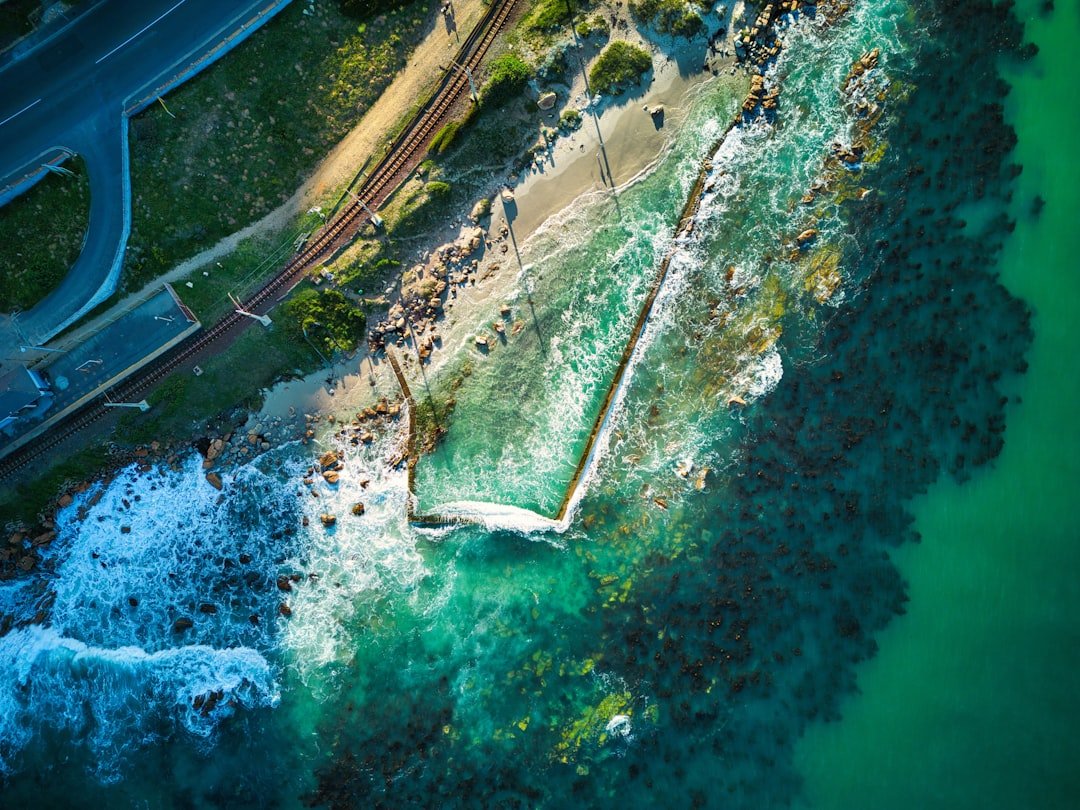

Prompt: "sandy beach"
[258,23,744,427]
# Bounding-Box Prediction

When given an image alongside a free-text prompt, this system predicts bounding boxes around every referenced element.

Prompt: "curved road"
[0,0,291,347]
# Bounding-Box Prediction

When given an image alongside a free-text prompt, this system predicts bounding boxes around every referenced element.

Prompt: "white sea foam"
[0,625,276,778]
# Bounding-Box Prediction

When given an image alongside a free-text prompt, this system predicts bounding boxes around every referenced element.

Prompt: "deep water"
[0,0,1071,808]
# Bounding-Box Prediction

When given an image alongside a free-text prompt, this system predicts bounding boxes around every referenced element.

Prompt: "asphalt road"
[0,0,289,347]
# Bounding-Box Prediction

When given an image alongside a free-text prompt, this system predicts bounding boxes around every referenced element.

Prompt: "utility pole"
[302,322,330,368]
[103,398,150,412]
[228,293,271,328]
[347,190,383,228]
[450,60,478,102]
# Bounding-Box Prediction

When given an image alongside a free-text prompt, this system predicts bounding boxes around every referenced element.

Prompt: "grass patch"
[588,40,653,95]
[0,158,90,312]
[124,0,434,292]
[0,444,109,527]
[115,323,318,446]
[628,0,707,38]
[282,288,367,355]
[0,0,36,50]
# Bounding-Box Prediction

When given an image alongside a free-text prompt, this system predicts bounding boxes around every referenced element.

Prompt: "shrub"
[426,180,452,198]
[629,0,705,38]
[588,41,652,95]
[284,289,367,354]
[481,53,532,107]
[559,108,583,130]
[430,120,462,154]
[575,14,610,39]
[523,0,573,33]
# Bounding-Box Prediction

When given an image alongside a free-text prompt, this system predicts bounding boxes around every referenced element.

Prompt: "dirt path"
[58,0,487,348]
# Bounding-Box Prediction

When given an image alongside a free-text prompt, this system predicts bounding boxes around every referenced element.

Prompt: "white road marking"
[0,98,42,128]
[95,0,188,65]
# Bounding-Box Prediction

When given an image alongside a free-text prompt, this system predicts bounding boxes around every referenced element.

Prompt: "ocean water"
[795,1,1080,807]
[0,0,1073,807]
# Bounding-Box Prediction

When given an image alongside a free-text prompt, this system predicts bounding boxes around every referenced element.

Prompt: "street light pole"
[302,322,330,368]
[346,190,383,228]
[450,60,478,102]
[228,293,272,328]
[103,399,150,412]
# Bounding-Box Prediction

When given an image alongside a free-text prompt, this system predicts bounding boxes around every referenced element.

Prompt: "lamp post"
[302,321,330,368]
[346,190,382,228]
[450,60,478,102]
[229,293,272,328]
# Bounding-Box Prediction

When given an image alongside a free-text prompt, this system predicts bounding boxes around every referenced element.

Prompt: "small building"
[0,367,53,432]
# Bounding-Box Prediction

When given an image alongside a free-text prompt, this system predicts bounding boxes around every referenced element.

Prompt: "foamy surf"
[0,625,276,778]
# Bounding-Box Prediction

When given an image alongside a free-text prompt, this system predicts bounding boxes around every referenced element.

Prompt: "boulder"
[351,502,366,516]
[320,513,336,527]
[322,469,340,485]
[57,494,73,508]
[318,450,338,469]
[206,472,223,490]
[173,617,194,633]
[538,91,557,110]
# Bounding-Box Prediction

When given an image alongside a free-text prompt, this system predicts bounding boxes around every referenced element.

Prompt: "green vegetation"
[0,158,90,312]
[116,324,318,446]
[575,14,610,39]
[481,53,533,107]
[282,288,367,355]
[0,444,110,526]
[125,0,433,291]
[337,0,414,18]
[588,40,653,95]
[522,0,574,34]
[559,108,583,130]
[629,0,707,38]
[0,0,36,50]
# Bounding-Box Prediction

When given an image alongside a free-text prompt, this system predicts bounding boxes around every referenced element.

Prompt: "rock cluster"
[843,47,880,92]
[368,227,487,355]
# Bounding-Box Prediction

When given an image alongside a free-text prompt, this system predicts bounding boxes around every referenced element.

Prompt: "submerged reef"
[305,2,1034,809]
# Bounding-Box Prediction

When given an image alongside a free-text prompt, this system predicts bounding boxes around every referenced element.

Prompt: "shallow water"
[0,0,1073,807]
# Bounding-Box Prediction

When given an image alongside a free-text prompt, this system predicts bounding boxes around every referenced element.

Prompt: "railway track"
[0,0,520,483]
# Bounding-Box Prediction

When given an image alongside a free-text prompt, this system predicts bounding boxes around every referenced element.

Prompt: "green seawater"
[0,1,1074,807]
[796,2,1080,807]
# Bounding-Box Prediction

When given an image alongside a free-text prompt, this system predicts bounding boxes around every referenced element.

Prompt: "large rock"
[318,450,338,469]
[538,91,557,110]
[206,472,223,490]
[173,617,193,633]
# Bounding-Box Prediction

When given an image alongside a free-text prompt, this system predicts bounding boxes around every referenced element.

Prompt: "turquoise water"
[0,1,1074,807]
[796,1,1080,806]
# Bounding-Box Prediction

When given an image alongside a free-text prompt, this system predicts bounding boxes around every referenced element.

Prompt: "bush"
[629,0,705,38]
[559,108,583,130]
[284,289,367,354]
[481,53,532,107]
[523,0,573,33]
[575,14,610,39]
[588,41,652,95]
[430,120,463,154]
[426,180,452,198]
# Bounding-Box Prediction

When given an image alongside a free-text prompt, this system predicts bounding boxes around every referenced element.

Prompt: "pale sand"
[54,0,488,349]
[259,25,747,423]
